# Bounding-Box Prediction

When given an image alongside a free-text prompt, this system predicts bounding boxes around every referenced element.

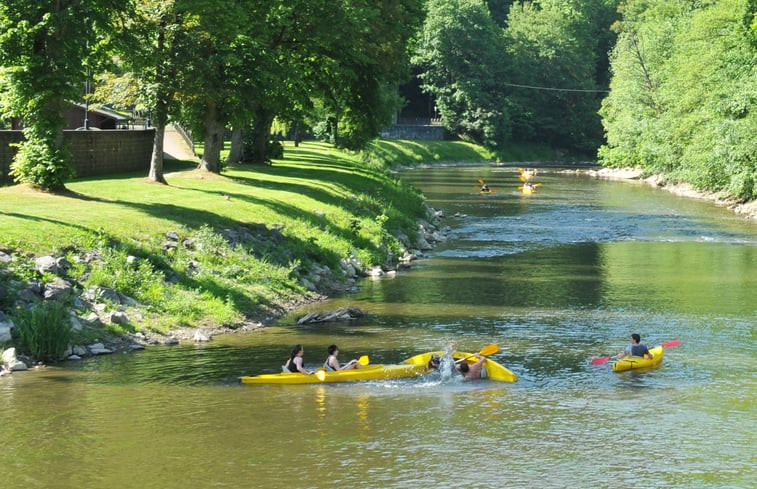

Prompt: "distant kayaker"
[324,344,360,371]
[480,182,490,192]
[284,344,314,374]
[617,334,652,359]
[456,353,487,380]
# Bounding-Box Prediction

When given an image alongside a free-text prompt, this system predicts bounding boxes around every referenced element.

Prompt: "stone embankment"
[1,203,449,375]
[575,167,757,220]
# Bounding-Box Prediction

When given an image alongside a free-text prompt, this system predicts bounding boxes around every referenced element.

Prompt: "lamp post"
[83,68,91,130]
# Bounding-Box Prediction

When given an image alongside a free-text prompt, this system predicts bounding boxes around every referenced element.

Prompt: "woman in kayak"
[284,344,313,374]
[324,344,360,371]
[617,333,652,359]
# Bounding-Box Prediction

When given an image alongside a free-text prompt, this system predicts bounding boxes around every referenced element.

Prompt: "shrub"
[13,300,73,361]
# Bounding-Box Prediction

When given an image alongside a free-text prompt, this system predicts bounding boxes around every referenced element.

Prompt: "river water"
[2,166,755,489]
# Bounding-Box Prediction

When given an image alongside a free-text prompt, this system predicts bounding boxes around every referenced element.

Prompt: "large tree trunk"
[248,106,275,164]
[226,127,243,165]
[293,122,301,147]
[148,94,168,184]
[198,99,224,173]
[148,123,167,184]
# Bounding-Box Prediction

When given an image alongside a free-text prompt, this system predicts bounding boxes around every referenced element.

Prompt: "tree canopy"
[599,0,756,199]
[0,0,754,201]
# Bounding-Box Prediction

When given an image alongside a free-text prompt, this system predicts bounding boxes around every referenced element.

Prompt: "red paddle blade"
[662,339,681,348]
[591,356,612,365]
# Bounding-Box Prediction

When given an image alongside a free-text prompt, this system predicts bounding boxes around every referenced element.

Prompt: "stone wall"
[380,124,446,141]
[0,129,155,183]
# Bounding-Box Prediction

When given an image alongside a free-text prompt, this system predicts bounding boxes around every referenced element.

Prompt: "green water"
[2,167,755,488]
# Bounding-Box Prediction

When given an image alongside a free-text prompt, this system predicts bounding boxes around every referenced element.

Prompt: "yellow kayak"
[240,363,429,385]
[612,345,664,372]
[403,351,518,382]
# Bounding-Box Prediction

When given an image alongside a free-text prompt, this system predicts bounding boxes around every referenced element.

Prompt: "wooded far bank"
[0,0,754,200]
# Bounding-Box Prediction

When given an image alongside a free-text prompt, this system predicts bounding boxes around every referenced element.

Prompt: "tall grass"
[13,301,73,361]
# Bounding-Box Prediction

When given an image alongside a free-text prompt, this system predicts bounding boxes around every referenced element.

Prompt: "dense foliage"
[599,0,756,200]
[0,0,132,190]
[414,0,617,156]
[0,0,754,201]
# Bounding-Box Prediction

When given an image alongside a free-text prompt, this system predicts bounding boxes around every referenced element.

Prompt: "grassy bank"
[0,140,496,349]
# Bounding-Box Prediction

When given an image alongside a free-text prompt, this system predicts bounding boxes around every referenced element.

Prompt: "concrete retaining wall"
[380,124,447,140]
[0,129,155,183]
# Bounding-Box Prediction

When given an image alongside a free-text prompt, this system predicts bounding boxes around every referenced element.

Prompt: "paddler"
[456,353,487,380]
[617,333,652,359]
[323,344,361,371]
[283,344,314,374]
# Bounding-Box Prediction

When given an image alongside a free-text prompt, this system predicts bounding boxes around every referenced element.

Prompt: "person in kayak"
[617,334,652,359]
[323,344,360,371]
[283,344,314,374]
[456,353,487,380]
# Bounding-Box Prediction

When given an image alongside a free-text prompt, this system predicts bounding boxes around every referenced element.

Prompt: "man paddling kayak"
[617,333,652,360]
[456,353,487,380]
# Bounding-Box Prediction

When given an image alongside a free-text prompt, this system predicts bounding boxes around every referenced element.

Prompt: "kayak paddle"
[591,339,682,365]
[315,354,370,381]
[455,343,499,363]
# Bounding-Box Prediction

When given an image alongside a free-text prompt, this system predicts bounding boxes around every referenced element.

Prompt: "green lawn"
[2,140,491,333]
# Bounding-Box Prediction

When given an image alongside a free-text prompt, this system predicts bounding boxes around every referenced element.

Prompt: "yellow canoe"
[239,363,429,385]
[612,345,664,372]
[403,351,518,382]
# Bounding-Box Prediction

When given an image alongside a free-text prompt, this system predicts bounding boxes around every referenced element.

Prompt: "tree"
[0,0,132,190]
[174,0,253,173]
[108,0,206,183]
[599,0,755,200]
[503,0,611,153]
[414,0,510,151]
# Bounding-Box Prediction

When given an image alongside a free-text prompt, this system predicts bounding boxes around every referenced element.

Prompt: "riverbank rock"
[2,347,28,371]
[296,307,365,325]
[578,167,757,221]
[193,329,211,342]
[0,319,13,342]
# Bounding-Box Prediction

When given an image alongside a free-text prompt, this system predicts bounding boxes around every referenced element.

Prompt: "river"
[2,166,755,489]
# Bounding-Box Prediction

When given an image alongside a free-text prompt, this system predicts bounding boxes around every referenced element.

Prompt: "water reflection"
[3,167,755,489]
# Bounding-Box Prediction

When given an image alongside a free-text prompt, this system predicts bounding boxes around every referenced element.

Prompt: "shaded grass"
[1,140,461,332]
[4,139,566,333]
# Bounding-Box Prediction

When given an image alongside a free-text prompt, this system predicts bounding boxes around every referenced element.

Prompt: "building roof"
[72,103,132,122]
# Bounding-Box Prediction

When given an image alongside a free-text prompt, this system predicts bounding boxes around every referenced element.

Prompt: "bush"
[12,300,73,361]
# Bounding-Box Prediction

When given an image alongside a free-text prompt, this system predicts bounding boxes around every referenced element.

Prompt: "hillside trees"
[414,0,511,151]
[239,0,425,157]
[413,0,617,155]
[0,0,133,190]
[177,0,251,173]
[599,0,756,199]
[502,0,616,153]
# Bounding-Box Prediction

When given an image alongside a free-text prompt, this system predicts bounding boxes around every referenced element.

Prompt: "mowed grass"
[3,138,573,333]
[0,141,425,255]
[2,140,487,331]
